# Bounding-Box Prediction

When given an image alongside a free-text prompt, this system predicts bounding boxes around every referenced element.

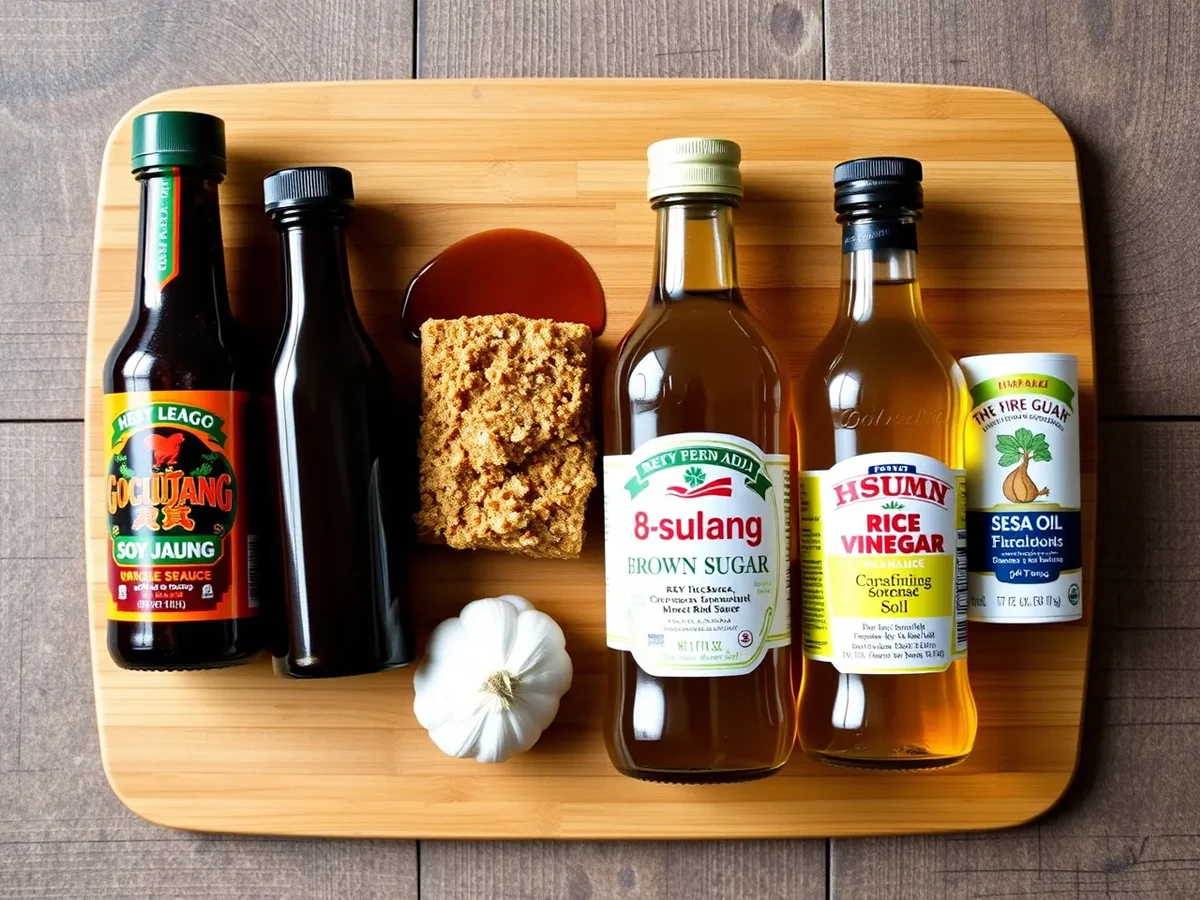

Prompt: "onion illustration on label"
[996,427,1052,503]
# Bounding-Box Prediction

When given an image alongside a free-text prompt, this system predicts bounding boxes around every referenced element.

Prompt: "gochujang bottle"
[104,111,261,669]
[603,138,796,782]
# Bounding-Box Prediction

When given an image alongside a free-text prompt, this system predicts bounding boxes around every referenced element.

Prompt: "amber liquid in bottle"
[797,233,977,768]
[604,194,796,783]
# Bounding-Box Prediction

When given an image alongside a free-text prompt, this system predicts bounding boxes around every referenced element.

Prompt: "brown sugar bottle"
[797,158,977,768]
[103,111,261,670]
[603,138,796,783]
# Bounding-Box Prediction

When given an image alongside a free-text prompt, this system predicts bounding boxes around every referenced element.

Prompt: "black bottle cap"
[263,166,355,214]
[833,157,923,216]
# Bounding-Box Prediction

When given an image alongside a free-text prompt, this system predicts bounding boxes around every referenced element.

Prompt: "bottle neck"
[838,218,924,322]
[275,210,357,323]
[652,196,740,301]
[135,168,231,323]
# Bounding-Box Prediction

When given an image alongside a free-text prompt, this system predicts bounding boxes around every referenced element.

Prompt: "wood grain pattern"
[83,79,1094,840]
[826,0,1200,418]
[831,422,1200,900]
[419,840,826,900]
[0,0,414,421]
[417,0,822,79]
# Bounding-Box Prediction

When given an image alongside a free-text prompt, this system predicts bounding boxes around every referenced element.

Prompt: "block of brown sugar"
[416,314,597,559]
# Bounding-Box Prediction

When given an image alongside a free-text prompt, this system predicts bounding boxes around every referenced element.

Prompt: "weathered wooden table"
[2,1,1194,897]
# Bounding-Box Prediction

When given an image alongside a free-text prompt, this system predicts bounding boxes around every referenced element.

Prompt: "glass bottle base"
[107,619,261,671]
[612,762,786,785]
[807,749,970,771]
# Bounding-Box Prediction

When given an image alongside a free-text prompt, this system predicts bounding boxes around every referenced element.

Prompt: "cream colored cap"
[646,137,743,200]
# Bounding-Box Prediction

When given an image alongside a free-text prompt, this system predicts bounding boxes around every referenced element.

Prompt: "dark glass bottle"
[103,111,261,669]
[264,166,415,678]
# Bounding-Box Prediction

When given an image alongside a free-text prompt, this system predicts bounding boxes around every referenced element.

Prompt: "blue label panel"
[966,510,1082,584]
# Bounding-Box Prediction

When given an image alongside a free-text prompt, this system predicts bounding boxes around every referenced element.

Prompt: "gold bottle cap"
[646,137,743,200]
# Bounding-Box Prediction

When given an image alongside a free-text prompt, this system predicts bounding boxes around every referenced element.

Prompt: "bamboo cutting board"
[84,79,1095,839]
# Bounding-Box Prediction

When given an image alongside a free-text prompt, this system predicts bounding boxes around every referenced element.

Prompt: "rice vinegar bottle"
[603,138,795,783]
[797,158,977,768]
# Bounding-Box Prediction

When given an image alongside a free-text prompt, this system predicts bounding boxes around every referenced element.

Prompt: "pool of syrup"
[401,228,606,339]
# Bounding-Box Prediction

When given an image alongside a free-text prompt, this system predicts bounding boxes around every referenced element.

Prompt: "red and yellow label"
[104,390,256,622]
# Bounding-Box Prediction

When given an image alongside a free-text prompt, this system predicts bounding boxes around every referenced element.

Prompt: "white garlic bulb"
[413,594,572,763]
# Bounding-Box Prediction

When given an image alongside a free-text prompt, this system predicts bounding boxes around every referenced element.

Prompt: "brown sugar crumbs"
[416,314,597,559]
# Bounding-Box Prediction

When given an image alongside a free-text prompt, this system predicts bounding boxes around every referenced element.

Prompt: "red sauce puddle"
[401,228,606,340]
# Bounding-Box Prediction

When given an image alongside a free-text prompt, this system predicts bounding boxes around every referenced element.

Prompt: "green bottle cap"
[131,111,226,174]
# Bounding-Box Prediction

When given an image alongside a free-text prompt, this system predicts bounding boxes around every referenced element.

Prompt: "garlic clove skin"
[413,595,573,763]
[494,593,534,613]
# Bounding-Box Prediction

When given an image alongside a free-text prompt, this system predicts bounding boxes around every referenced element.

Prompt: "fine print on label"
[105,390,256,623]
[802,452,968,675]
[960,354,1082,623]
[603,432,790,678]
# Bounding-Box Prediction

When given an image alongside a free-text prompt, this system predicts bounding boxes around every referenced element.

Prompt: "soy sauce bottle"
[103,111,262,669]
[264,166,415,678]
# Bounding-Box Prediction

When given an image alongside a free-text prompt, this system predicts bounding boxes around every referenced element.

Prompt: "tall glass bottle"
[603,138,795,783]
[264,166,415,678]
[104,111,261,670]
[797,157,977,768]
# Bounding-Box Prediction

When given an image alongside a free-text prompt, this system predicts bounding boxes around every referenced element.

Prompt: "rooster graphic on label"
[144,432,185,469]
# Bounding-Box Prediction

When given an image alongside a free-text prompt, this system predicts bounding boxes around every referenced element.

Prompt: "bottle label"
[145,168,181,290]
[603,432,791,678]
[801,452,966,674]
[962,364,1083,621]
[104,391,256,622]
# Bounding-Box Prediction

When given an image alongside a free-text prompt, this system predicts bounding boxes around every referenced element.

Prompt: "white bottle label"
[959,355,1083,623]
[603,432,791,678]
[801,452,967,675]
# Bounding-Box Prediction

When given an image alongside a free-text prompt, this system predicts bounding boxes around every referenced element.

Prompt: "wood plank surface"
[826,0,1200,418]
[417,0,822,78]
[0,0,1190,896]
[0,0,414,421]
[85,78,1093,842]
[830,422,1200,899]
[419,840,826,900]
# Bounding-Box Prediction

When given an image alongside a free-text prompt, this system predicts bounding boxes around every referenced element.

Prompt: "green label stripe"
[111,403,227,448]
[111,534,223,565]
[969,373,1075,410]
[625,443,774,498]
[147,170,180,289]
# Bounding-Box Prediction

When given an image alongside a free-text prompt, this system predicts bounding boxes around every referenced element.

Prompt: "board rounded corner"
[1011,767,1081,831]
[98,760,178,833]
[983,86,1080,160]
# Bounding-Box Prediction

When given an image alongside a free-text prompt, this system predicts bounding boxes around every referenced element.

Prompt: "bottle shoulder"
[609,300,785,385]
[804,317,960,397]
[104,314,243,393]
